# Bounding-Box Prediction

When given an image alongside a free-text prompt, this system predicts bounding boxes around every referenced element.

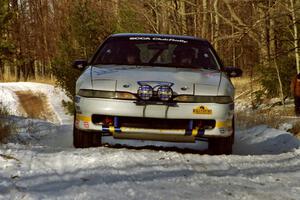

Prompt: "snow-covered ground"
[0,82,300,200]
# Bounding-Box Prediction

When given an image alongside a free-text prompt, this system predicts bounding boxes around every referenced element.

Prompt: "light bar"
[157,85,173,101]
[137,85,153,100]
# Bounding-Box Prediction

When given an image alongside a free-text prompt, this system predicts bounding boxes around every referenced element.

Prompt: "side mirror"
[223,66,243,78]
[72,59,88,70]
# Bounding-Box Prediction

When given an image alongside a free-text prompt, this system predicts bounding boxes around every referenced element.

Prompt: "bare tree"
[289,0,300,74]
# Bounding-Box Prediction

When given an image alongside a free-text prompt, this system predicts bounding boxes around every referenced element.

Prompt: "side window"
[94,43,118,64]
[100,47,114,63]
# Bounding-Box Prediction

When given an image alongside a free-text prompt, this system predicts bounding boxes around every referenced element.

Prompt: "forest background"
[0,0,299,106]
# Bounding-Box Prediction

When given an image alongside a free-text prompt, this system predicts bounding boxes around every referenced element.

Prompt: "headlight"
[157,85,173,101]
[78,89,137,100]
[137,85,153,100]
[173,95,233,104]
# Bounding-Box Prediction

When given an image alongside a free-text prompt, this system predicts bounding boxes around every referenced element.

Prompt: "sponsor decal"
[152,37,188,43]
[216,120,232,128]
[83,121,89,128]
[76,114,91,122]
[193,106,212,115]
[129,37,188,43]
[129,37,151,41]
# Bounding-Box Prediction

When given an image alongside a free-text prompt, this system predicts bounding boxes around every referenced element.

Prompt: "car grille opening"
[91,115,114,126]
[92,115,215,130]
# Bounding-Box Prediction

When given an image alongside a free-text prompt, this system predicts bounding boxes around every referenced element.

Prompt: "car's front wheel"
[73,116,102,148]
[208,136,233,155]
[208,118,235,155]
[73,125,102,148]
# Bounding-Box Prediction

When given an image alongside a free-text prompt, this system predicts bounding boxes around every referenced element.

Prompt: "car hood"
[90,65,222,95]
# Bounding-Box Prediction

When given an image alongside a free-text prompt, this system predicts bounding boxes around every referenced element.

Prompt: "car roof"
[110,33,209,44]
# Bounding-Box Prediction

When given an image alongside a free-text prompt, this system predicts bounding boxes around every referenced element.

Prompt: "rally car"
[73,33,242,154]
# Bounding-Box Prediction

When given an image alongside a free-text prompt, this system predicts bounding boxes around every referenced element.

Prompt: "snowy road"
[0,83,300,200]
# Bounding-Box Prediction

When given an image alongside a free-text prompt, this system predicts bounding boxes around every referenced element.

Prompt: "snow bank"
[0,82,72,124]
[234,125,299,155]
[0,85,22,115]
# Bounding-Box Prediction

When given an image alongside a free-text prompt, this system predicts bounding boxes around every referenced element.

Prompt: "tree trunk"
[159,0,169,34]
[213,0,219,50]
[274,59,285,105]
[269,1,284,104]
[290,0,300,74]
[180,0,187,35]
[0,59,4,80]
[202,0,208,38]
[231,15,236,67]
[257,3,271,68]
[29,60,35,80]
[193,0,198,36]
[16,65,21,81]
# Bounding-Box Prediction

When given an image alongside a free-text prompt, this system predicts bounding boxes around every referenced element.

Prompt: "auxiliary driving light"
[137,85,153,100]
[157,85,173,101]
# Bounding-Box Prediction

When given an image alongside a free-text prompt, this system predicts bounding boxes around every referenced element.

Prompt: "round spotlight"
[157,85,173,101]
[137,85,153,100]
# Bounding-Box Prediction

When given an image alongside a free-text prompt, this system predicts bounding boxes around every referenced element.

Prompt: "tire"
[73,115,102,148]
[208,136,233,155]
[208,118,235,155]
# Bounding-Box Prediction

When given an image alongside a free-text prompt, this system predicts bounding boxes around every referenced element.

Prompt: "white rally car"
[73,33,242,154]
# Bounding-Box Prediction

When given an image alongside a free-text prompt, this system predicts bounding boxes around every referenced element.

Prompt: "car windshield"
[92,36,220,70]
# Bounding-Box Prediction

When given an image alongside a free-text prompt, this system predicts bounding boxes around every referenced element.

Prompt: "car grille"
[119,117,190,129]
[92,115,215,130]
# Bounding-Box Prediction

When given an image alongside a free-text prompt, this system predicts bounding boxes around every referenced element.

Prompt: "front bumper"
[75,96,234,142]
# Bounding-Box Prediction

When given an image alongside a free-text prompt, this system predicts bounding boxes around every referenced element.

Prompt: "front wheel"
[208,136,233,155]
[208,118,235,155]
[73,115,102,148]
